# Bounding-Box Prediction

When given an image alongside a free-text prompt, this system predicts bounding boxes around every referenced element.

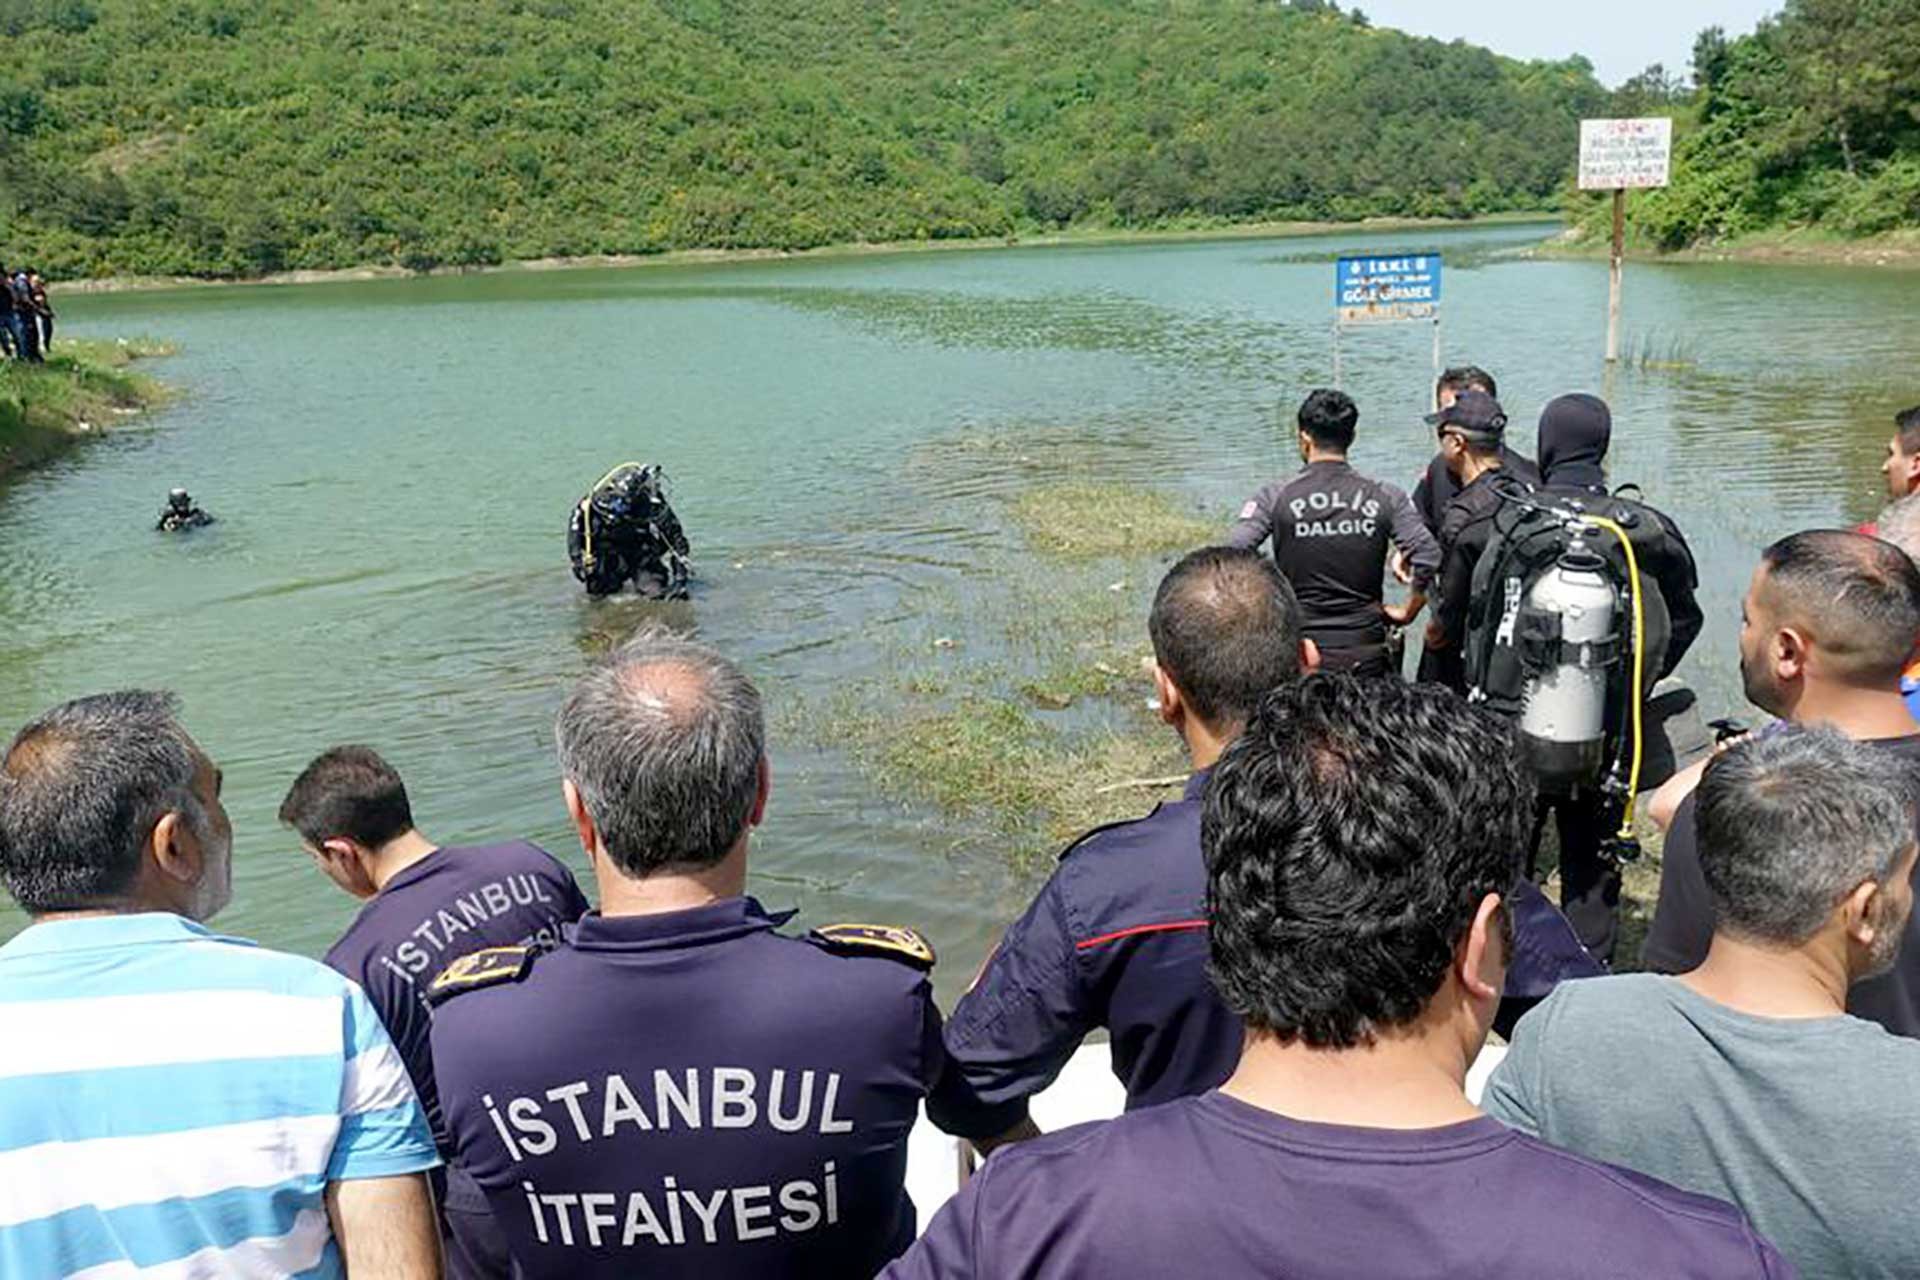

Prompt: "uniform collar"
[1301,458,1352,474]
[570,895,793,953]
[0,911,247,960]
[1182,766,1214,802]
[1458,467,1504,496]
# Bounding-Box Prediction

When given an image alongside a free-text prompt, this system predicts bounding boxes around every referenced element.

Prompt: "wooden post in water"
[1606,187,1625,363]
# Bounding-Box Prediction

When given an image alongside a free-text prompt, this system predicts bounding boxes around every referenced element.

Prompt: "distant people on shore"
[5,264,46,362]
[27,270,52,354]
[156,487,215,531]
[0,265,54,361]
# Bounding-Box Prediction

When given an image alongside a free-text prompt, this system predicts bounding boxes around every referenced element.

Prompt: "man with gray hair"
[1487,727,1920,1279]
[0,691,442,1277]
[428,630,959,1279]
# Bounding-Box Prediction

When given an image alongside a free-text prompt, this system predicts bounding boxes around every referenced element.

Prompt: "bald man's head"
[1149,547,1306,731]
[556,628,766,876]
[1741,531,1920,712]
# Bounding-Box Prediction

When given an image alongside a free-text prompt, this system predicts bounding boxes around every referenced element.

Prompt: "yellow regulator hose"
[1580,515,1646,837]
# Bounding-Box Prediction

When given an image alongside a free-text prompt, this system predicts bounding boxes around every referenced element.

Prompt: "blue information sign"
[1335,253,1442,325]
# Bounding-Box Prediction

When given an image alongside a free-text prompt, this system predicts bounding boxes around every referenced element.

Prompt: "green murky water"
[4,222,1915,997]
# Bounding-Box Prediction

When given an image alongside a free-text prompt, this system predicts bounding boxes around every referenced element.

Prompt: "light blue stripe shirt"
[0,913,439,1278]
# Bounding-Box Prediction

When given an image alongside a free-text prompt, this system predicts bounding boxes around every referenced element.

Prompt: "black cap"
[1424,389,1508,443]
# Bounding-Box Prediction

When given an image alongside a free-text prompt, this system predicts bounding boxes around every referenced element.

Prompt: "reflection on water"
[2,221,1916,1001]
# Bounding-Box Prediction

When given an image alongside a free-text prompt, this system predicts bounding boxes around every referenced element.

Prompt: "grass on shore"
[1536,224,1920,269]
[1008,482,1215,559]
[783,476,1205,873]
[0,339,175,476]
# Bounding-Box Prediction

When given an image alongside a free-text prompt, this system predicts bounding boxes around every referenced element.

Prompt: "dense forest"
[1582,0,1920,248]
[0,0,1608,278]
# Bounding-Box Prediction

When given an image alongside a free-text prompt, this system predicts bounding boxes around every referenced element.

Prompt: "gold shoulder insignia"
[808,923,936,970]
[426,945,537,1004]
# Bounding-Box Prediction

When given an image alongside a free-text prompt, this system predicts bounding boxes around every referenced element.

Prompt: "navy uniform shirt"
[931,772,1598,1137]
[1643,732,1920,1038]
[324,839,590,1144]
[885,1093,1795,1279]
[1227,460,1439,652]
[933,772,1236,1137]
[428,898,949,1279]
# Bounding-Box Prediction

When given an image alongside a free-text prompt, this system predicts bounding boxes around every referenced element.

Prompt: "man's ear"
[319,838,378,897]
[1458,891,1507,1002]
[561,778,598,858]
[1775,626,1811,681]
[150,810,201,892]
[1152,664,1182,728]
[1903,453,1920,493]
[1843,877,1885,950]
[749,756,771,828]
[1300,638,1321,674]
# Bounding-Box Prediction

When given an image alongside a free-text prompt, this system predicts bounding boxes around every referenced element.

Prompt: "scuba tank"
[1514,543,1617,789]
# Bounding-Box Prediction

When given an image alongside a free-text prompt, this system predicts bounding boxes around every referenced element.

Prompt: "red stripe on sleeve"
[1074,919,1209,951]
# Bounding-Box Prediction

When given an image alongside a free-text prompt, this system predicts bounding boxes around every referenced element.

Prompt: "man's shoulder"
[443,837,571,872]
[1500,1128,1779,1254]
[1523,972,1677,1040]
[432,924,933,1022]
[171,930,367,1000]
[982,1095,1203,1182]
[1059,793,1200,863]
[1056,794,1204,907]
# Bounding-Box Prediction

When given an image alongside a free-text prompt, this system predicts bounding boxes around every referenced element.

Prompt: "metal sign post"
[1331,252,1443,399]
[1579,117,1672,363]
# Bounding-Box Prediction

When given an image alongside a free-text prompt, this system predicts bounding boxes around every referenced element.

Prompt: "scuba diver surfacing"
[567,463,692,599]
[156,488,215,532]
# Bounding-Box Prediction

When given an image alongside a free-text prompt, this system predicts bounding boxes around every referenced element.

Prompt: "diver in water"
[567,463,691,599]
[156,488,215,532]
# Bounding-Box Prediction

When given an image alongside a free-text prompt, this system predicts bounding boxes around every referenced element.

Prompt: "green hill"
[0,0,1608,279]
[1573,0,1920,250]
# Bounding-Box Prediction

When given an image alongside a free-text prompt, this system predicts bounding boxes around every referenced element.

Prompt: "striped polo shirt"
[0,912,440,1278]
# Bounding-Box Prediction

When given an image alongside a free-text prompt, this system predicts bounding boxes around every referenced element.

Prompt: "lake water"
[4,221,1915,996]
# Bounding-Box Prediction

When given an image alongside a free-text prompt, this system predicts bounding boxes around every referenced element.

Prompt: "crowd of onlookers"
[0,263,54,362]
[4,382,1920,1280]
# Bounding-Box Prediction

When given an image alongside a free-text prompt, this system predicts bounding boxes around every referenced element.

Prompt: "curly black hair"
[1203,673,1535,1048]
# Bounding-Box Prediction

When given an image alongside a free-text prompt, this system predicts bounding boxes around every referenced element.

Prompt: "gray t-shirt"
[1486,972,1920,1280]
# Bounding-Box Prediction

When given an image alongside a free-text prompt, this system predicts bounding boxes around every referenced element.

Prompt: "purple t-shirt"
[885,1092,1794,1279]
[323,840,590,1146]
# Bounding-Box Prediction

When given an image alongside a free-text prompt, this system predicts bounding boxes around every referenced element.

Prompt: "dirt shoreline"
[54,213,1561,296]
[1529,226,1920,269]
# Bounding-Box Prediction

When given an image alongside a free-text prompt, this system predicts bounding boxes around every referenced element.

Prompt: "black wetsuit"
[1425,466,1513,692]
[1227,460,1439,676]
[1527,409,1703,965]
[1413,447,1540,540]
[156,506,214,532]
